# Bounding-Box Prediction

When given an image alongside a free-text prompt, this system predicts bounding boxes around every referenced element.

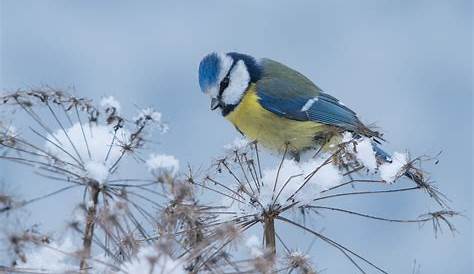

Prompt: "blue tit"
[198,52,424,183]
[198,52,382,155]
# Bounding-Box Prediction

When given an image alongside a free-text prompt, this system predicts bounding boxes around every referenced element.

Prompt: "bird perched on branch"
[197,52,422,182]
[198,52,382,156]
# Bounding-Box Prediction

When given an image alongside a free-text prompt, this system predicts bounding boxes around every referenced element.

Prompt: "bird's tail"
[356,122,385,143]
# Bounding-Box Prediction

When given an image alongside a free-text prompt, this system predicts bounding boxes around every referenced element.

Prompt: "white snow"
[355,137,377,170]
[43,123,131,183]
[100,96,121,113]
[146,153,180,176]
[341,131,354,143]
[379,152,408,183]
[221,60,250,105]
[16,237,77,272]
[134,108,168,133]
[288,250,309,259]
[224,136,250,151]
[300,158,343,192]
[134,108,162,123]
[300,97,319,112]
[121,245,185,274]
[85,161,109,184]
[223,156,343,218]
[45,123,126,166]
[15,238,185,274]
[340,132,377,170]
[86,199,95,209]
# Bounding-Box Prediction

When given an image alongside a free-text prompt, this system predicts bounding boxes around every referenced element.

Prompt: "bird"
[197,52,422,182]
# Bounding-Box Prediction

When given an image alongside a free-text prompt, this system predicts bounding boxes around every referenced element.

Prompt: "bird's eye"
[219,77,230,94]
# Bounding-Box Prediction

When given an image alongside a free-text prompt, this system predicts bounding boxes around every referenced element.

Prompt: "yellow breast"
[225,84,333,153]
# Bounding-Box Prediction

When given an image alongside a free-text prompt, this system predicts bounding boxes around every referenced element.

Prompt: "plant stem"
[80,184,100,272]
[264,214,276,255]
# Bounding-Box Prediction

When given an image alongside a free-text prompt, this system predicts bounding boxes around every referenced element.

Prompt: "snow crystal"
[100,96,121,113]
[221,60,250,105]
[300,97,319,112]
[379,152,408,183]
[121,245,185,274]
[355,138,377,170]
[146,153,180,176]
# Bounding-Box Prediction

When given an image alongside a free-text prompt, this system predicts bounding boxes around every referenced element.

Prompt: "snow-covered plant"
[0,88,457,274]
[183,133,456,273]
[0,89,176,272]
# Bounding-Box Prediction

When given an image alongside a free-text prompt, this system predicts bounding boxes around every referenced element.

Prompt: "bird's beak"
[210,98,221,110]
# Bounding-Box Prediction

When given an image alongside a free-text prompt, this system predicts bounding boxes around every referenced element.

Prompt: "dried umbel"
[0,88,458,274]
[185,135,457,273]
[285,251,316,274]
[0,89,177,272]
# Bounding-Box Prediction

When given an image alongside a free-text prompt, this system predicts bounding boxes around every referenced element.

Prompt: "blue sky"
[1,1,472,273]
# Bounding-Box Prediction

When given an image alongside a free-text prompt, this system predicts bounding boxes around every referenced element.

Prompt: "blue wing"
[256,58,368,133]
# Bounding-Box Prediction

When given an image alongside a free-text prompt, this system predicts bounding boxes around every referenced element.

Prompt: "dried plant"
[0,88,458,274]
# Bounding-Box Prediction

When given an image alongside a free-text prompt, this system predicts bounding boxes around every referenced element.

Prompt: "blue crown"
[198,53,221,93]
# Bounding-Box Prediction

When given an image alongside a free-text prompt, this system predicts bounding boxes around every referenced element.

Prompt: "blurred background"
[1,1,472,273]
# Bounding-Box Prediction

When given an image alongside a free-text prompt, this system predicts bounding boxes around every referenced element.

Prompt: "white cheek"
[221,60,250,105]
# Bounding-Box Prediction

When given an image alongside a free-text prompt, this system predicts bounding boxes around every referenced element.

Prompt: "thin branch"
[277,216,387,274]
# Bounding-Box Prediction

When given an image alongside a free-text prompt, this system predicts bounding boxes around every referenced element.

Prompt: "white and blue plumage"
[197,52,425,183]
[198,52,382,153]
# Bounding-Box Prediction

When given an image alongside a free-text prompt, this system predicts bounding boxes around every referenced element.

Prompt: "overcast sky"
[1,1,472,273]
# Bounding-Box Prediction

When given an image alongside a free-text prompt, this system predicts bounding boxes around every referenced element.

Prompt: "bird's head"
[198,52,261,114]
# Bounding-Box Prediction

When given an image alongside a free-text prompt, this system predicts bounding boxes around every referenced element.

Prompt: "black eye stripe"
[218,59,238,95]
[219,77,230,94]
